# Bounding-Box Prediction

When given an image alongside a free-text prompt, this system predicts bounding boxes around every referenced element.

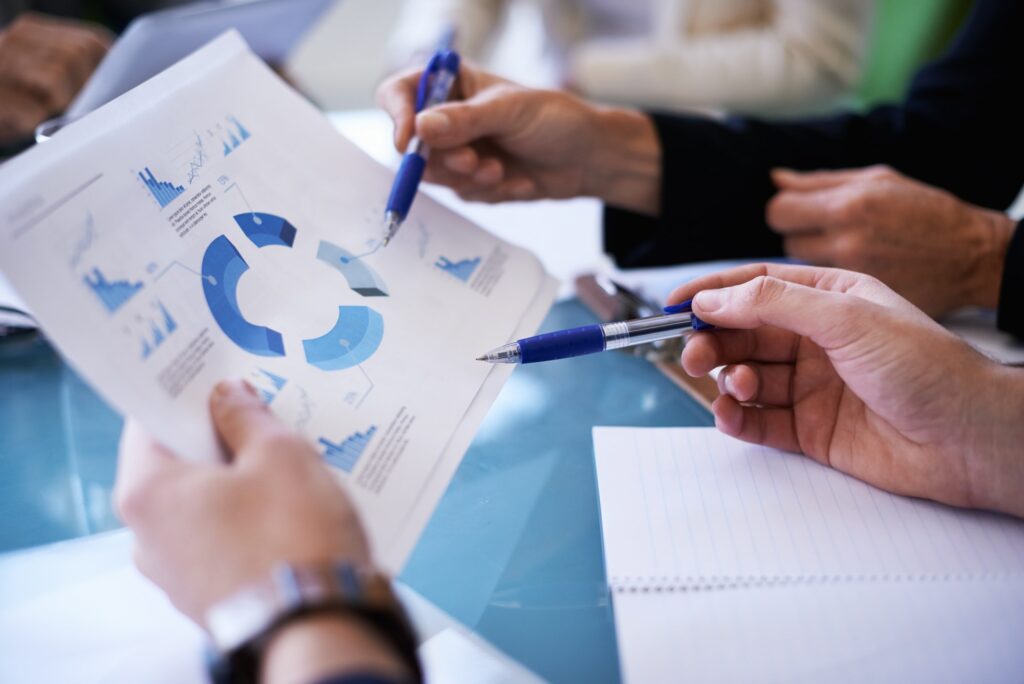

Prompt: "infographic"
[0,33,555,571]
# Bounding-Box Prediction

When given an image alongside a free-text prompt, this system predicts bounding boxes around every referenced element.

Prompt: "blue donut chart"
[200,211,387,369]
[234,212,297,248]
[303,306,384,371]
[201,235,286,357]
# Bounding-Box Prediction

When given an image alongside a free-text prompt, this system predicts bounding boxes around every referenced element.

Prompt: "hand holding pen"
[382,49,461,246]
[478,300,713,364]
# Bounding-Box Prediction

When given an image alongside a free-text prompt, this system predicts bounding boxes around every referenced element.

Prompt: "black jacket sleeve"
[604,0,1024,336]
[997,221,1024,338]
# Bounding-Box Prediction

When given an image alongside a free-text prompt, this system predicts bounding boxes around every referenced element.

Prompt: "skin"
[115,381,409,683]
[0,13,111,144]
[667,263,1024,518]
[767,166,1016,317]
[376,64,1017,319]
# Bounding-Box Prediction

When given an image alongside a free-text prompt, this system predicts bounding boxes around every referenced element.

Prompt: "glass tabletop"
[0,298,712,682]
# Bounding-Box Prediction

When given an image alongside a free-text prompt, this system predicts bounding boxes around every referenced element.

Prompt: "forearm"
[262,615,413,684]
[584,106,661,216]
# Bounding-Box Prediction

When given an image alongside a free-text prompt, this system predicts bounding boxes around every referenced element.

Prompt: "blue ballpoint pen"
[382,48,461,246]
[476,300,714,364]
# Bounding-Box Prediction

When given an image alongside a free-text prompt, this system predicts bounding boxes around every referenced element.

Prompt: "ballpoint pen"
[476,300,714,365]
[382,48,461,246]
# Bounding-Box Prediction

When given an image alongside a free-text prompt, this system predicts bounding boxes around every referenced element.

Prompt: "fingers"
[687,274,887,357]
[717,362,796,407]
[414,85,527,149]
[209,379,284,461]
[712,394,802,454]
[114,421,189,524]
[375,67,420,150]
[766,186,844,234]
[783,233,834,264]
[666,262,861,309]
[771,167,868,191]
[682,327,801,375]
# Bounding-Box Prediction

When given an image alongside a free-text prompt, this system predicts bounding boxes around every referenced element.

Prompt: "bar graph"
[222,116,252,156]
[319,426,377,473]
[83,267,143,313]
[138,167,185,208]
[139,301,178,359]
[435,255,481,283]
[250,368,287,404]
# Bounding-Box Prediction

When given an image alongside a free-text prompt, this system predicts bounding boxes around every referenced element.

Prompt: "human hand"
[768,166,1016,317]
[115,380,371,625]
[376,62,661,213]
[0,13,110,144]
[669,263,1024,518]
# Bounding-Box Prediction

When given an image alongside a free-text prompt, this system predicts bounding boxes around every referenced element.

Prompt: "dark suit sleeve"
[997,221,1024,339]
[604,0,1024,335]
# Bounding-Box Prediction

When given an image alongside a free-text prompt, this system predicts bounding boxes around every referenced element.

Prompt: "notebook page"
[594,427,1024,590]
[614,578,1024,684]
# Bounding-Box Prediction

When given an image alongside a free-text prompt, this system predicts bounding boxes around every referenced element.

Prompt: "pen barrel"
[518,324,606,363]
[386,153,427,219]
[604,313,695,350]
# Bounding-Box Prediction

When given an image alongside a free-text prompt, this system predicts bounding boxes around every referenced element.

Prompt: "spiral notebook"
[594,427,1024,682]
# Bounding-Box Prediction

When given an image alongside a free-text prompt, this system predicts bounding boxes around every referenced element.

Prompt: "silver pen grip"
[602,313,694,351]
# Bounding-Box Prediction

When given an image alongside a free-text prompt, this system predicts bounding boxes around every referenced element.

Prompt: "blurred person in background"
[0,1,186,153]
[390,0,875,116]
[0,13,109,152]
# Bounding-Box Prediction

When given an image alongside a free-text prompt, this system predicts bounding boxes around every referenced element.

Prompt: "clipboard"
[575,274,719,411]
[66,0,334,118]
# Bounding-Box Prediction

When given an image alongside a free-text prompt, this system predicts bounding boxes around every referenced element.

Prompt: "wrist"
[962,208,1015,309]
[262,614,412,684]
[965,362,1024,518]
[583,106,661,216]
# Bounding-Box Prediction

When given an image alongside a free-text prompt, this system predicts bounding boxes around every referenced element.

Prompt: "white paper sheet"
[594,427,1024,589]
[0,32,555,572]
[594,427,1024,683]
[614,579,1024,684]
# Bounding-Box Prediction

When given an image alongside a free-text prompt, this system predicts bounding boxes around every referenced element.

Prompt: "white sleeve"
[568,0,875,115]
[388,0,508,67]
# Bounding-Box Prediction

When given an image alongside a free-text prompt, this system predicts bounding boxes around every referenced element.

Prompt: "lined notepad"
[594,427,1024,591]
[594,428,1024,683]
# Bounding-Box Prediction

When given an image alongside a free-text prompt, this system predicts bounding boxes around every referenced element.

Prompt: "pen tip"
[475,355,487,361]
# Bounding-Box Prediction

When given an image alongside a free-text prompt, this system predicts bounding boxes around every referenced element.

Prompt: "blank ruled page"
[593,427,1024,590]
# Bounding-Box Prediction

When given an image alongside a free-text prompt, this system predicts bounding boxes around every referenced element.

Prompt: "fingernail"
[723,372,737,396]
[694,289,723,312]
[418,111,450,135]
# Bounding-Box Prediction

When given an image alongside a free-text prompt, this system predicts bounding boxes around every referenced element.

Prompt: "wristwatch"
[205,561,422,684]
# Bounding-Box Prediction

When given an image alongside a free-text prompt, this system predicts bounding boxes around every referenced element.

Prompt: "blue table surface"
[0,298,712,683]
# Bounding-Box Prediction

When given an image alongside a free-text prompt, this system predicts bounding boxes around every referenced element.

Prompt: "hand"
[376,62,661,213]
[115,380,371,624]
[0,13,111,144]
[767,165,1016,317]
[669,263,1024,518]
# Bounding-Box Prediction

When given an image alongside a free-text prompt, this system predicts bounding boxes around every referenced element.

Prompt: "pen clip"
[663,299,714,331]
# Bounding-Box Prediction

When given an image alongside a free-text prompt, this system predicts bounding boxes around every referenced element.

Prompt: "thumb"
[209,380,280,460]
[693,275,874,351]
[415,88,524,148]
